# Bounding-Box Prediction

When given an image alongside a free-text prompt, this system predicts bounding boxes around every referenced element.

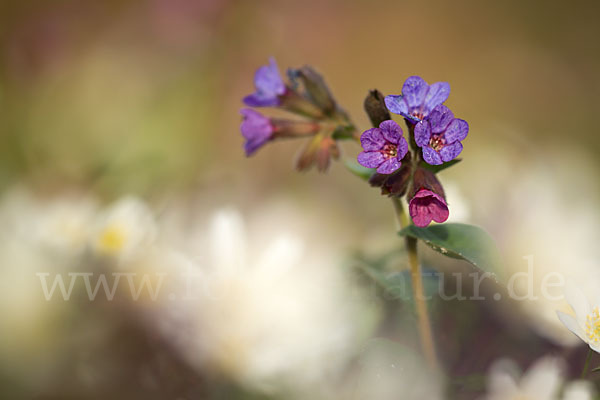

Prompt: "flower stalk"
[581,348,593,379]
[392,196,439,370]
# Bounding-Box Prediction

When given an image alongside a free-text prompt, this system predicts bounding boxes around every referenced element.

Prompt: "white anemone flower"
[557,281,600,353]
[483,357,594,400]
[34,196,98,254]
[90,196,157,261]
[159,208,363,393]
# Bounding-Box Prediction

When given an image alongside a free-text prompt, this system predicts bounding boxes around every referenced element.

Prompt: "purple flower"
[240,108,274,156]
[357,120,409,174]
[384,76,450,123]
[243,58,286,107]
[414,105,469,165]
[409,189,449,227]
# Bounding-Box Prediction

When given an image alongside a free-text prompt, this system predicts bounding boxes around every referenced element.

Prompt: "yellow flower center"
[98,224,127,254]
[585,306,600,344]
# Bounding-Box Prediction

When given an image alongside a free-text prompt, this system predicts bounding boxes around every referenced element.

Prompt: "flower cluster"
[240,58,356,171]
[383,75,469,165]
[241,63,470,227]
[356,76,470,227]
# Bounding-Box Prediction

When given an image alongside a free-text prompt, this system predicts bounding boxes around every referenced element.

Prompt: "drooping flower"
[483,356,594,400]
[414,105,469,165]
[357,120,408,174]
[240,108,274,156]
[240,108,322,158]
[243,57,286,107]
[409,189,449,227]
[384,76,450,123]
[557,281,600,353]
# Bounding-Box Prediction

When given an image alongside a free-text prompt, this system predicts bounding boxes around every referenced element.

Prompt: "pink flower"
[409,189,449,228]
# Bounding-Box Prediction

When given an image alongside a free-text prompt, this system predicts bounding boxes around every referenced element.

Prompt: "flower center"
[429,135,445,151]
[585,306,600,344]
[382,143,397,159]
[410,107,425,121]
[98,224,127,254]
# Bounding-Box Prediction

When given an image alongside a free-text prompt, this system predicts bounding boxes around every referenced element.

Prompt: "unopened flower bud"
[296,134,339,173]
[279,89,326,119]
[289,66,337,116]
[364,90,392,127]
[368,156,412,197]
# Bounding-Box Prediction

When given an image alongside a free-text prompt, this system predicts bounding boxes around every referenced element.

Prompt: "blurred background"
[1,0,600,399]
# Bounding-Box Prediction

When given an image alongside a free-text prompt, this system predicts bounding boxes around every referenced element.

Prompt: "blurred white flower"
[159,208,365,392]
[34,197,98,255]
[90,196,157,261]
[0,188,83,385]
[0,187,97,254]
[458,143,600,346]
[483,357,594,400]
[557,281,600,353]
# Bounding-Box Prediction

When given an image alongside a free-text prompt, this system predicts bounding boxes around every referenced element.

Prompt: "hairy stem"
[392,197,439,370]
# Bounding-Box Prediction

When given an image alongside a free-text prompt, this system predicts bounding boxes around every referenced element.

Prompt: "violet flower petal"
[428,105,454,134]
[422,146,443,165]
[384,95,409,116]
[376,157,401,174]
[243,93,280,107]
[240,108,273,156]
[244,138,268,156]
[402,76,429,108]
[360,128,386,151]
[254,58,285,96]
[414,120,432,147]
[379,120,402,144]
[440,141,463,162]
[240,108,272,139]
[358,151,385,168]
[444,119,469,143]
[397,137,409,160]
[423,82,450,113]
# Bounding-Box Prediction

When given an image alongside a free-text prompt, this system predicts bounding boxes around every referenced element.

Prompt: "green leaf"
[344,159,376,181]
[399,223,503,282]
[591,366,600,373]
[420,158,461,174]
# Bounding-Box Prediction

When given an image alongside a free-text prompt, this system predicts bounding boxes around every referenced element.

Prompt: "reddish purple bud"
[409,189,450,227]
[296,134,339,173]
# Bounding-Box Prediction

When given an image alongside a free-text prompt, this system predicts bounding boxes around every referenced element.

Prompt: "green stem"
[581,348,593,379]
[392,197,439,370]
